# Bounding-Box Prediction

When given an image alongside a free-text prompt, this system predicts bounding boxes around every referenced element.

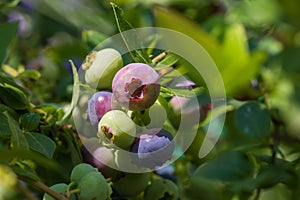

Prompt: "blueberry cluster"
[43,163,111,200]
[83,48,175,170]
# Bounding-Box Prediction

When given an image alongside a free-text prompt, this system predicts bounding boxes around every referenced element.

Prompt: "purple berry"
[87,91,119,128]
[112,63,160,111]
[131,128,174,169]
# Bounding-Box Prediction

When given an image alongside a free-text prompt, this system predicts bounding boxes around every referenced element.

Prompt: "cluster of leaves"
[0,0,300,200]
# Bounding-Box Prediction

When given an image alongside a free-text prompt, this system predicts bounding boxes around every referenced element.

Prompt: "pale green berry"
[83,48,123,89]
[98,110,136,150]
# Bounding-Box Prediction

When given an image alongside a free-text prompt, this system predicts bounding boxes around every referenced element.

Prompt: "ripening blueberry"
[131,128,174,169]
[81,138,116,178]
[169,96,212,129]
[112,63,160,111]
[87,91,119,129]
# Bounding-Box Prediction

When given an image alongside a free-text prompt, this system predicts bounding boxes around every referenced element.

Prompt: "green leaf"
[0,71,30,97]
[0,111,11,138]
[3,111,29,149]
[155,52,178,70]
[82,30,107,49]
[111,2,151,64]
[21,112,40,132]
[152,7,264,96]
[185,177,233,200]
[255,165,295,188]
[25,132,56,159]
[60,128,82,164]
[0,84,29,110]
[152,6,220,62]
[0,22,18,65]
[234,101,271,140]
[11,162,40,181]
[0,148,59,170]
[0,104,18,119]
[193,151,254,182]
[16,70,41,80]
[218,24,263,95]
[57,60,80,125]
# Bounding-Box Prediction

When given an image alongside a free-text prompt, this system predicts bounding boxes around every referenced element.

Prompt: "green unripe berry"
[83,48,123,89]
[113,173,151,197]
[70,163,97,184]
[98,110,136,150]
[144,179,179,200]
[78,171,111,200]
[43,183,67,200]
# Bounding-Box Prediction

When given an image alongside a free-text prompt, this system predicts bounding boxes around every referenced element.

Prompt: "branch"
[18,176,68,200]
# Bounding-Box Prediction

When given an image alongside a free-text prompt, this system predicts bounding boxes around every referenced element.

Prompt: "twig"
[254,188,261,200]
[18,176,68,200]
[17,181,39,200]
[152,51,168,64]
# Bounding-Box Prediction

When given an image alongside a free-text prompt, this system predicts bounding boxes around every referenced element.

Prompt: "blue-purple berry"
[131,128,174,169]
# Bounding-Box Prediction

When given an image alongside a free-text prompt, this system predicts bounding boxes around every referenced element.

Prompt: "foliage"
[0,0,300,199]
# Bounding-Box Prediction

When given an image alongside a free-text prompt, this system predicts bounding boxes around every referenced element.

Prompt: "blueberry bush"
[0,0,300,200]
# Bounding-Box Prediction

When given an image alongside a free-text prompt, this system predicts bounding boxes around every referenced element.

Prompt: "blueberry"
[81,138,116,178]
[83,48,123,89]
[87,91,119,128]
[112,63,160,111]
[70,163,97,184]
[131,128,175,169]
[169,96,211,129]
[98,110,136,150]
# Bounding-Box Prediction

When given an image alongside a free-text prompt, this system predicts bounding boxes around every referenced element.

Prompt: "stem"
[152,51,168,64]
[254,188,261,200]
[18,176,68,200]
[17,181,39,200]
[271,123,280,164]
[68,188,80,197]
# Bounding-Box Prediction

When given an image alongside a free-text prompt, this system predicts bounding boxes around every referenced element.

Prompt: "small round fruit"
[144,179,179,200]
[87,91,119,128]
[43,183,67,200]
[112,173,151,197]
[70,163,97,184]
[81,138,116,178]
[83,48,123,89]
[98,110,136,150]
[78,171,111,200]
[131,128,175,169]
[112,63,160,111]
[169,96,211,129]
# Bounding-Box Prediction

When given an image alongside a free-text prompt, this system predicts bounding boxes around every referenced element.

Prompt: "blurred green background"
[1,0,300,199]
